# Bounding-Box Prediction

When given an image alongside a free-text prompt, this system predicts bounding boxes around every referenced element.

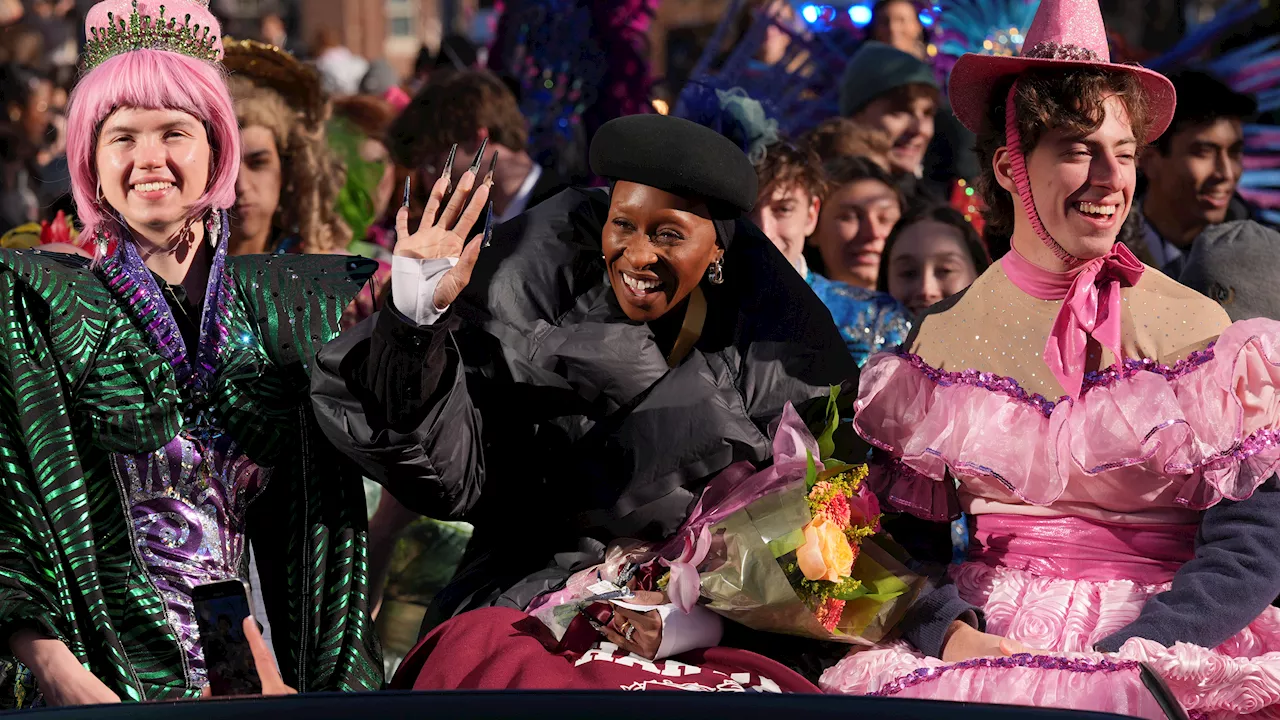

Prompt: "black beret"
[589,114,759,219]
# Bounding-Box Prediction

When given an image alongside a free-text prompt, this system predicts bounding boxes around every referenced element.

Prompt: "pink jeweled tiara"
[82,0,222,71]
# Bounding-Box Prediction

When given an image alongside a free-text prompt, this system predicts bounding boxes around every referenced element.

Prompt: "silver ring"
[622,621,636,643]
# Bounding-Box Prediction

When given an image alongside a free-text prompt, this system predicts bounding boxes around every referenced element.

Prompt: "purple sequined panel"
[897,345,1218,417]
[868,654,1142,697]
[114,430,269,685]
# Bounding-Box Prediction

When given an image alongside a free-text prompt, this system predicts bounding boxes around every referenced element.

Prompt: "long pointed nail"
[481,201,495,248]
[484,151,499,186]
[402,176,411,208]
[440,143,457,180]
[468,137,490,175]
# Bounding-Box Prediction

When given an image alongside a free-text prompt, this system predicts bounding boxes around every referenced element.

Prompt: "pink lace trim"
[896,345,1218,418]
[868,654,1143,698]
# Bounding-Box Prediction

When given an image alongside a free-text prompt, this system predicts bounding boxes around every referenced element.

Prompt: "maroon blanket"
[391,607,820,693]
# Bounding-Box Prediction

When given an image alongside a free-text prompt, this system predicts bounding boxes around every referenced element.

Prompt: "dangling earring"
[706,257,724,285]
[208,210,221,248]
[94,226,109,261]
[96,180,107,208]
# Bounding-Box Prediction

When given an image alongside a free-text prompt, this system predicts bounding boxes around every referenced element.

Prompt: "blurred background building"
[217,0,495,76]
[205,0,1277,88]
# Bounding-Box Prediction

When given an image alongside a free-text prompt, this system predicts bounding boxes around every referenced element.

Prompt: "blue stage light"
[801,4,821,23]
[919,11,935,27]
[848,4,873,27]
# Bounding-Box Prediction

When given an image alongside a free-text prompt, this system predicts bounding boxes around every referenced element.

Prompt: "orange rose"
[797,517,855,582]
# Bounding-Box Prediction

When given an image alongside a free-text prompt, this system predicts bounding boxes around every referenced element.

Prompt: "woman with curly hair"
[224,39,350,255]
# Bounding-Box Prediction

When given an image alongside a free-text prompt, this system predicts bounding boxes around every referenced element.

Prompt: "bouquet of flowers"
[531,388,922,646]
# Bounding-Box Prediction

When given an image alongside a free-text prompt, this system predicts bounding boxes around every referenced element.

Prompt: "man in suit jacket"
[1121,70,1257,277]
[387,69,567,225]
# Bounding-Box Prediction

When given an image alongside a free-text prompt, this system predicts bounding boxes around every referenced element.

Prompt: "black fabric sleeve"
[879,512,981,658]
[368,302,453,429]
[310,306,486,519]
[1095,475,1280,652]
[901,584,981,658]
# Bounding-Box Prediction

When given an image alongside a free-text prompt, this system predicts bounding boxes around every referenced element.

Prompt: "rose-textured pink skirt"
[820,515,1280,719]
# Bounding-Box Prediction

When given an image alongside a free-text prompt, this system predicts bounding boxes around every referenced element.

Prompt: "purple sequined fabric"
[896,346,1218,418]
[97,211,252,686]
[868,654,1142,697]
[1225,428,1280,465]
[97,212,231,397]
[115,430,269,685]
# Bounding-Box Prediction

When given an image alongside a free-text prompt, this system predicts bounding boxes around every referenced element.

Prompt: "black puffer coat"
[313,187,858,630]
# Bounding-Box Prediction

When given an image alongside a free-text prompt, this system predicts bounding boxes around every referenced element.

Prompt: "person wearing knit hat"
[819,0,1280,716]
[312,113,982,690]
[0,0,401,705]
[839,41,939,180]
[837,39,976,210]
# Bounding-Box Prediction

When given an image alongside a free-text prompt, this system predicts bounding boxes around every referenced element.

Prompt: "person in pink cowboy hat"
[818,0,1280,716]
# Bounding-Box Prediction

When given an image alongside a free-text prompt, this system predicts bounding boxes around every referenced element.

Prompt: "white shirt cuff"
[612,600,723,660]
[390,255,458,326]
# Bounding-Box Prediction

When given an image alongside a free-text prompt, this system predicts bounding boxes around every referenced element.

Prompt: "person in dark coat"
[386,69,567,228]
[312,114,978,687]
[1179,220,1280,322]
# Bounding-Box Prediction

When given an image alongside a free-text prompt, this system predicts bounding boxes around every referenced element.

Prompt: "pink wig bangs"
[67,49,241,237]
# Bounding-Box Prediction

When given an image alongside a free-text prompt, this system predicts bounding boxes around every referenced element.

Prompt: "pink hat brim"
[948,53,1176,143]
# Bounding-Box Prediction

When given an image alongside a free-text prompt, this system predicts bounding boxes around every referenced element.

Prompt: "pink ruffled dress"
[820,251,1280,719]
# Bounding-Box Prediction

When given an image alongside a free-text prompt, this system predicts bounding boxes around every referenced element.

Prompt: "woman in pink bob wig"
[0,0,394,706]
[65,47,240,246]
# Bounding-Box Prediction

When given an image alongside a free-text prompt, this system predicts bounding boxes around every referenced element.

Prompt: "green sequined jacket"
[0,249,382,703]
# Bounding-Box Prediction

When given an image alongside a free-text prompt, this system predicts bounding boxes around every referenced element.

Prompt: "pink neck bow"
[1001,242,1144,398]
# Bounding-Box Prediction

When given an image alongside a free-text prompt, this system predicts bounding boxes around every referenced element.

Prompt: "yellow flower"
[797,517,854,583]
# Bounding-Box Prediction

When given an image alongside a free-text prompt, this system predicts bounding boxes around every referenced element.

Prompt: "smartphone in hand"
[192,579,263,697]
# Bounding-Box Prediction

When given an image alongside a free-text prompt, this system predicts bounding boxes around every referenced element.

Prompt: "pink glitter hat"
[82,0,223,70]
[948,0,1175,143]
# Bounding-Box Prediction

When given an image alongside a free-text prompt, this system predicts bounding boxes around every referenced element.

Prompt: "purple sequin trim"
[1234,428,1280,463]
[898,353,1059,416]
[97,212,232,397]
[868,654,1143,698]
[1084,348,1217,391]
[897,346,1218,417]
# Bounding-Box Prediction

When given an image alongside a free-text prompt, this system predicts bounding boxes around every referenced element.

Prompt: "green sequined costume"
[0,248,382,704]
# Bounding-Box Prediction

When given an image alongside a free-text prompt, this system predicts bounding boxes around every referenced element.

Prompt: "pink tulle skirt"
[820,559,1280,719]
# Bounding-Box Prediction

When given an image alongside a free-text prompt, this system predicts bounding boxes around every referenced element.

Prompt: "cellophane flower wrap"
[530,388,923,645]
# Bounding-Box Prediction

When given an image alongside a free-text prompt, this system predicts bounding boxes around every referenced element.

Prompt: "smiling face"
[602,181,722,323]
[95,107,211,242]
[750,182,820,268]
[1142,117,1244,232]
[231,124,282,251]
[1015,94,1138,261]
[886,219,979,315]
[810,178,901,289]
[873,0,925,57]
[852,87,936,176]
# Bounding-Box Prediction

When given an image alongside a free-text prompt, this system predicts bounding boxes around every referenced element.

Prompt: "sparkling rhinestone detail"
[868,654,1144,698]
[896,345,1217,417]
[1023,41,1101,62]
[83,0,219,71]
